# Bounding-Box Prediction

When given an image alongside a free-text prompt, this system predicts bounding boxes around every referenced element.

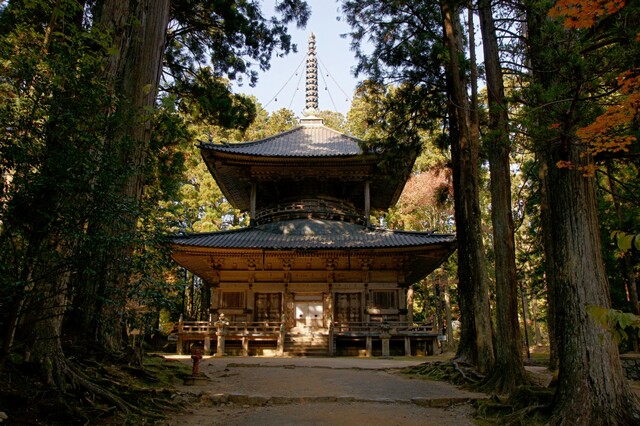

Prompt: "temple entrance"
[293,293,324,332]
[295,302,323,329]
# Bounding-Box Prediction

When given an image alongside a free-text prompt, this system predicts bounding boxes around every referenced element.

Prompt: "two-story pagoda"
[168,34,456,357]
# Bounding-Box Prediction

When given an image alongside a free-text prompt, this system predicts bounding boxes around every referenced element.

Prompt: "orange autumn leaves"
[549,1,638,175]
[577,71,639,157]
[549,0,626,29]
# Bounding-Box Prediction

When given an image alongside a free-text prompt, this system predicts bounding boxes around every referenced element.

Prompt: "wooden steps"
[285,332,330,356]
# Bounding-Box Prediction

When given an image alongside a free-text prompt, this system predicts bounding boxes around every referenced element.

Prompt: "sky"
[234,0,361,117]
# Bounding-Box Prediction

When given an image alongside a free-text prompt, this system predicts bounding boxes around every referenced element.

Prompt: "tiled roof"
[200,124,364,158]
[169,219,455,250]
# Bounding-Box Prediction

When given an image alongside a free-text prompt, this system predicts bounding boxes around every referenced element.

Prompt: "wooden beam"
[364,180,370,227]
[250,181,256,225]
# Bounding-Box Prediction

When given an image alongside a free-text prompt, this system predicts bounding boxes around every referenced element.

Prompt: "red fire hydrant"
[191,347,203,377]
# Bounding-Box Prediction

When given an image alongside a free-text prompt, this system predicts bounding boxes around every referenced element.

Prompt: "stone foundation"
[620,353,640,380]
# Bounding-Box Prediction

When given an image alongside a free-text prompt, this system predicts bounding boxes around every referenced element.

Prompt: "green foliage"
[610,230,640,252]
[0,0,313,361]
[587,305,640,343]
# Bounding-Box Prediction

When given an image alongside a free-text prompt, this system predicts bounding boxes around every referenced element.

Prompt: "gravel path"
[160,355,488,425]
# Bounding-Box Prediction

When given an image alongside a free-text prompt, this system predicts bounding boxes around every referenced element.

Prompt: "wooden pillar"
[407,287,414,323]
[250,181,257,225]
[364,180,370,227]
[242,336,249,356]
[380,323,391,357]
[381,337,390,357]
[277,328,285,356]
[204,336,211,354]
[404,336,411,356]
[177,336,183,355]
[430,338,437,356]
[366,336,372,357]
[177,315,184,354]
[328,322,334,356]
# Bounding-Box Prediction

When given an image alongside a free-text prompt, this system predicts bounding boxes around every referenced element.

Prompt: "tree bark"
[532,291,542,347]
[538,157,559,370]
[91,0,170,351]
[543,134,640,425]
[525,4,640,422]
[441,0,494,374]
[443,274,454,349]
[477,0,528,393]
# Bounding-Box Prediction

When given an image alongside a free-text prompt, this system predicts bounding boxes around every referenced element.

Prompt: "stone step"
[285,333,330,356]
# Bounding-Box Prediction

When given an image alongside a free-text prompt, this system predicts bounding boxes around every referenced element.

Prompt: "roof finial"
[303,32,319,116]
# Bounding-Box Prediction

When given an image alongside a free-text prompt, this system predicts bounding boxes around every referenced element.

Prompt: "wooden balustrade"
[175,320,440,356]
[331,321,437,336]
[178,320,437,336]
[178,321,281,336]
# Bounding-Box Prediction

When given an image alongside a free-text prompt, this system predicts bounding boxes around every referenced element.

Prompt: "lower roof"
[168,219,455,250]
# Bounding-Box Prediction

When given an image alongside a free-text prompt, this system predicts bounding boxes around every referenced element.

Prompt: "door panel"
[295,302,324,329]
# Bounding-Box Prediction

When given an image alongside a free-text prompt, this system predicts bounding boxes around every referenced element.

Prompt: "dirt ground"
[159,354,491,426]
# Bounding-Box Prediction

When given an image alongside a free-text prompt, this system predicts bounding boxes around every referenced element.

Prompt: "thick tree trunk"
[477,0,528,393]
[91,0,170,351]
[524,6,640,421]
[441,0,494,374]
[28,269,70,385]
[544,139,640,425]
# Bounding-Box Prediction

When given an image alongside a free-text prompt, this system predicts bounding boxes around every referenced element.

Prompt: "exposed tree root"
[403,361,555,425]
[401,360,483,386]
[477,363,530,395]
[474,386,554,425]
[4,347,191,424]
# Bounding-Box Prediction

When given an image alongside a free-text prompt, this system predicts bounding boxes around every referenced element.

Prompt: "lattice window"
[335,293,361,322]
[220,291,245,309]
[371,290,396,309]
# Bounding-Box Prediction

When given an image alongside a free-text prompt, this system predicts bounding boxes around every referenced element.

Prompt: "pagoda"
[168,33,456,357]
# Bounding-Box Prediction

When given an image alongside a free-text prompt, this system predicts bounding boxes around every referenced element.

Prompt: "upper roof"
[200,117,412,214]
[201,118,364,158]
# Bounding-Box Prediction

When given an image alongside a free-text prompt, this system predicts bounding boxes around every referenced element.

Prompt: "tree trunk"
[525,5,640,421]
[477,0,528,393]
[441,0,494,373]
[543,137,640,424]
[92,0,170,351]
[538,157,559,370]
[532,291,542,347]
[443,275,454,350]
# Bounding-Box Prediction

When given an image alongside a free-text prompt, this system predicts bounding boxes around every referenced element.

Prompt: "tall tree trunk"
[443,274,454,350]
[91,0,170,351]
[543,135,640,424]
[441,0,494,373]
[525,4,640,422]
[477,0,528,393]
[538,157,559,369]
[532,291,542,347]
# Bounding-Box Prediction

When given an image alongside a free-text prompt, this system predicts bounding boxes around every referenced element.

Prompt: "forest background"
[0,0,639,425]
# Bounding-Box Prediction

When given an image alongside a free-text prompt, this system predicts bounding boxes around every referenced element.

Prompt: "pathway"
[160,355,488,426]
